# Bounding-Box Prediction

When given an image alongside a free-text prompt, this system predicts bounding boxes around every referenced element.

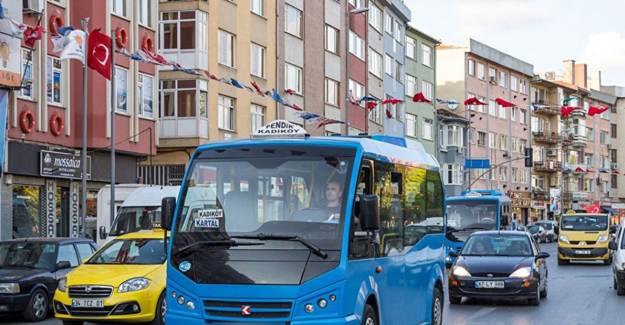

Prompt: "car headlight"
[452,266,471,277]
[509,267,532,279]
[0,283,20,294]
[559,235,569,243]
[597,235,609,243]
[118,277,150,293]
[58,278,67,292]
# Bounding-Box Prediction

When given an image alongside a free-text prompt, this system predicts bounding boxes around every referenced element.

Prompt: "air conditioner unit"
[23,0,43,12]
[546,149,557,157]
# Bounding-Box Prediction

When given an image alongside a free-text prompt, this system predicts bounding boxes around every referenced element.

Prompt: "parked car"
[0,238,96,322]
[516,225,527,232]
[448,231,549,306]
[534,221,558,242]
[609,222,625,295]
[54,230,166,325]
[528,225,547,243]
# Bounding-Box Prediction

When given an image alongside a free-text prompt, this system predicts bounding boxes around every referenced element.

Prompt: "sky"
[407,0,625,86]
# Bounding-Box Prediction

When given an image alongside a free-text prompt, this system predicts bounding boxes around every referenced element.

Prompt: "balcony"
[532,188,548,201]
[158,79,210,145]
[569,109,586,118]
[568,134,587,148]
[159,10,209,71]
[534,160,561,173]
[532,104,559,116]
[532,131,561,144]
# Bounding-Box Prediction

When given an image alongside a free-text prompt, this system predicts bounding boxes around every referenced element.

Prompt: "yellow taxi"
[558,212,612,265]
[53,230,167,325]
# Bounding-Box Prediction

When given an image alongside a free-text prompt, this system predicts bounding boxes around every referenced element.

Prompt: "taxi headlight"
[0,283,20,294]
[559,235,569,243]
[118,277,150,293]
[452,266,471,277]
[58,278,66,292]
[509,267,532,279]
[597,235,609,243]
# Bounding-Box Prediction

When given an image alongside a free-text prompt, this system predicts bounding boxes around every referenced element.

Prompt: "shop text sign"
[40,150,91,179]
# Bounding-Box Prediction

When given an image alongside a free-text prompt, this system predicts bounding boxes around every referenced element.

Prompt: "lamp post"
[344,7,369,135]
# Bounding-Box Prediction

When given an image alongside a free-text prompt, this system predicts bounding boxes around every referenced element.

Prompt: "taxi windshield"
[560,215,608,231]
[172,146,354,254]
[446,201,498,230]
[88,239,165,265]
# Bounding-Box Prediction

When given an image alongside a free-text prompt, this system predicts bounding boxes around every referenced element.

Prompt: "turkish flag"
[463,97,486,106]
[87,29,112,80]
[495,97,515,108]
[413,92,432,103]
[588,106,609,116]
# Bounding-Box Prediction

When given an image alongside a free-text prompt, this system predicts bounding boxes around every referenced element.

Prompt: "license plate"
[71,299,104,308]
[575,250,591,255]
[475,281,505,289]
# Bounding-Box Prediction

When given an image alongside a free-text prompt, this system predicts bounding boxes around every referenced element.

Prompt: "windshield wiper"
[175,239,263,257]
[231,234,328,259]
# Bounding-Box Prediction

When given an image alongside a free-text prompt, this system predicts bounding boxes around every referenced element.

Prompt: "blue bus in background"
[160,121,447,325]
[445,190,512,266]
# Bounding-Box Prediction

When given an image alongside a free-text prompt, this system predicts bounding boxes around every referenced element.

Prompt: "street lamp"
[344,7,369,135]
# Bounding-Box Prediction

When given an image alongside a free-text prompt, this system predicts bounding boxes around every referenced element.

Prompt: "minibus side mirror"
[98,226,107,240]
[359,194,380,231]
[610,225,617,234]
[161,197,176,231]
[609,240,618,251]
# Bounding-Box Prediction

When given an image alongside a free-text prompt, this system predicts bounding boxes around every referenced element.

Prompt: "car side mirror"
[98,226,107,240]
[536,252,550,259]
[449,251,459,258]
[610,225,617,234]
[609,240,618,251]
[161,197,176,231]
[359,194,380,231]
[56,261,71,270]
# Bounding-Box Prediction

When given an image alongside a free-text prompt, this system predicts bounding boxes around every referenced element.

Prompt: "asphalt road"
[2,243,622,325]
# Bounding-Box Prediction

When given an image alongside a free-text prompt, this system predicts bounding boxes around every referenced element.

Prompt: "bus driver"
[325,179,343,222]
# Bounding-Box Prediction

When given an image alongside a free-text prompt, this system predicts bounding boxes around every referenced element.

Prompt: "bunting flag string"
[0,4,43,46]
[463,97,486,106]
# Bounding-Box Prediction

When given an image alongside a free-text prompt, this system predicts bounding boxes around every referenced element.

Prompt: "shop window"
[12,185,42,239]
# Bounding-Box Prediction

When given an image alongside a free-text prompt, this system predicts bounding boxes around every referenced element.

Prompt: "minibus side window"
[349,160,375,260]
[376,161,404,257]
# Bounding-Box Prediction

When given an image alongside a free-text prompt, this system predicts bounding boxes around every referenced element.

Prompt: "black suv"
[0,238,96,322]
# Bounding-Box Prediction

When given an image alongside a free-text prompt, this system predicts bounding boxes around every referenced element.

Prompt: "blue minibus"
[160,121,447,325]
[445,190,512,266]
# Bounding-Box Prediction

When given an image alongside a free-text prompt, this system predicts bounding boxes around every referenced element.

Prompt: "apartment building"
[404,25,439,156]
[3,0,158,240]
[602,85,625,213]
[437,39,534,221]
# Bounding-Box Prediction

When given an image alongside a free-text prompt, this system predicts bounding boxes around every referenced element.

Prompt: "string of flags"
[0,4,44,47]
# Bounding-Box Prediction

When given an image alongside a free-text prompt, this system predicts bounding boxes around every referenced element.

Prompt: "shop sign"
[45,180,56,238]
[40,150,91,179]
[0,1,22,87]
[69,182,80,238]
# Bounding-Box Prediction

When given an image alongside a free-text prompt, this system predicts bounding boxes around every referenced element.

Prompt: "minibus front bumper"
[167,310,361,324]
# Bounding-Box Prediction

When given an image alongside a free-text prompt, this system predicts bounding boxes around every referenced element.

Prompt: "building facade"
[3,0,158,240]
[404,25,439,156]
[437,39,534,221]
[436,107,469,197]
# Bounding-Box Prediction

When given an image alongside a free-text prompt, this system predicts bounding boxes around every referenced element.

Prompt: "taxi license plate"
[475,281,505,289]
[575,250,591,255]
[71,299,104,308]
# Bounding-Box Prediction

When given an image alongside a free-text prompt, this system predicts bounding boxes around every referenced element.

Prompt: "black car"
[0,238,96,322]
[448,231,550,306]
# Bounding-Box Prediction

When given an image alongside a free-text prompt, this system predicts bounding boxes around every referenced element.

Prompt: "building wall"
[382,4,409,136]
[366,0,386,135]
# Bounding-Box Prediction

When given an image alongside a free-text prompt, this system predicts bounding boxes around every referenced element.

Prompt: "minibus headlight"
[597,235,609,243]
[451,266,471,277]
[509,267,532,279]
[559,235,569,243]
[305,304,314,313]
[317,298,327,309]
[118,277,150,293]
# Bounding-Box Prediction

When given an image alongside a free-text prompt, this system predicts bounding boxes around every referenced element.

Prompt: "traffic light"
[524,148,533,167]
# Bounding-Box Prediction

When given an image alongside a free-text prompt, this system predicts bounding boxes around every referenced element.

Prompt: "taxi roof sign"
[252,120,309,138]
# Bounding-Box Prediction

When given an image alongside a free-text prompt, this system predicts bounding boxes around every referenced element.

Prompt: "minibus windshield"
[560,214,608,231]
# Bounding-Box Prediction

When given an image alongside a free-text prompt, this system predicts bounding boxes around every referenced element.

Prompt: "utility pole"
[80,17,90,238]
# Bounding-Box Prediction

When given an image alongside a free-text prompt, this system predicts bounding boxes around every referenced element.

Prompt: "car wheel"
[151,291,166,325]
[617,279,625,296]
[22,288,49,322]
[528,280,541,306]
[540,278,548,298]
[362,304,378,325]
[431,286,443,325]
[449,295,462,305]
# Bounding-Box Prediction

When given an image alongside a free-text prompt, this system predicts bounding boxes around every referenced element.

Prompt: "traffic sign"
[464,159,490,169]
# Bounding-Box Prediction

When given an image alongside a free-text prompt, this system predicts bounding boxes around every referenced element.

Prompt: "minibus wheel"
[432,286,444,325]
[362,304,378,325]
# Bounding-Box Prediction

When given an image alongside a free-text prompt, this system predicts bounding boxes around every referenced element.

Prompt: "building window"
[499,71,506,87]
[250,43,265,77]
[520,79,527,94]
[405,113,417,137]
[160,11,200,51]
[369,48,382,78]
[348,31,365,60]
[498,104,506,119]
[511,75,518,92]
[405,75,417,97]
[384,12,393,35]
[285,63,302,94]
[519,109,526,124]
[218,30,235,67]
[160,80,206,118]
[250,104,264,133]
[114,66,128,112]
[489,67,496,81]
[20,49,33,99]
[348,79,364,107]
[421,80,433,101]
[468,59,475,76]
[138,0,151,26]
[444,125,462,147]
[325,25,339,54]
[477,63,485,80]
[137,74,154,117]
[478,131,487,146]
[600,131,608,145]
[488,100,496,116]
[325,78,339,106]
[421,44,432,67]
[611,123,617,138]
[285,4,302,38]
[111,0,126,16]
[218,95,235,131]
[444,164,463,186]
[12,185,42,238]
[369,93,382,124]
[499,166,508,181]
[612,175,618,189]
[511,107,517,121]
[488,132,496,149]
[385,54,394,78]
[587,127,594,141]
[349,0,363,7]
[499,134,508,151]
[47,56,63,106]
[423,118,433,140]
[393,20,401,41]
[406,37,416,60]
[369,5,382,32]
[251,0,263,16]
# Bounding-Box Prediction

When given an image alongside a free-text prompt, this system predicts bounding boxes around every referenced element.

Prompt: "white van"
[93,184,145,244]
[96,185,180,246]
[610,220,625,295]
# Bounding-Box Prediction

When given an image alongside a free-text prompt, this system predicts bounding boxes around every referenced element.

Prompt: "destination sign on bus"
[252,120,308,137]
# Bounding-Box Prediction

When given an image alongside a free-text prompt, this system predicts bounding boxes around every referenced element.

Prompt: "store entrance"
[56,187,70,237]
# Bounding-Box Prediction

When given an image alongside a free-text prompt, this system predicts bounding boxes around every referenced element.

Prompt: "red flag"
[588,106,609,116]
[560,106,577,118]
[381,98,403,105]
[582,202,601,213]
[366,102,378,110]
[87,29,112,80]
[413,92,432,103]
[463,97,486,106]
[23,25,43,48]
[251,81,265,96]
[287,103,303,111]
[285,88,296,96]
[386,108,393,118]
[495,97,515,108]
